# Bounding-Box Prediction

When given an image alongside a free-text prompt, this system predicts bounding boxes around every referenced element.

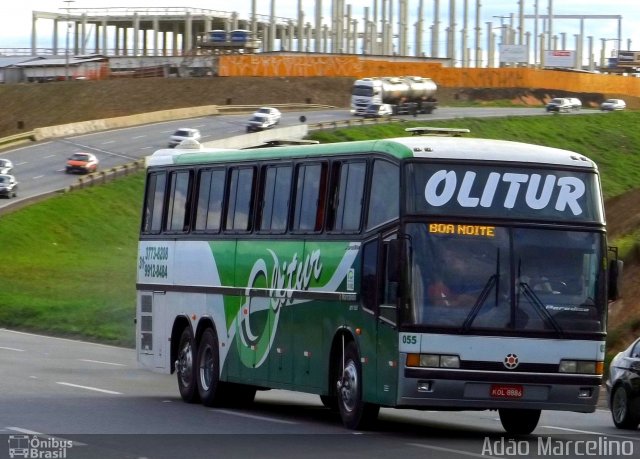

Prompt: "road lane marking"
[132,135,147,139]
[79,359,126,367]
[56,382,122,395]
[32,175,44,180]
[541,425,640,441]
[57,139,138,160]
[407,443,501,458]
[211,409,298,425]
[0,346,25,352]
[43,154,56,159]
[7,427,87,446]
[0,328,130,349]
[101,140,116,144]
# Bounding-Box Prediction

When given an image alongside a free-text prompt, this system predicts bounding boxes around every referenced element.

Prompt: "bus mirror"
[608,259,623,301]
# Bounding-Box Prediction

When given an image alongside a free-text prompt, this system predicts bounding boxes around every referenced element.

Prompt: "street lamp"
[63,0,75,81]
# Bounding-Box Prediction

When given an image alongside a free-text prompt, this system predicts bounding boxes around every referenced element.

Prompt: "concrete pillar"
[315,0,322,52]
[31,13,38,55]
[184,12,193,53]
[415,0,424,57]
[588,36,594,71]
[486,22,492,67]
[133,13,140,56]
[449,0,456,63]
[123,27,128,56]
[94,22,99,53]
[432,0,440,57]
[172,23,179,56]
[540,33,546,67]
[269,0,276,52]
[475,0,482,67]
[461,0,469,66]
[81,13,87,54]
[53,19,59,55]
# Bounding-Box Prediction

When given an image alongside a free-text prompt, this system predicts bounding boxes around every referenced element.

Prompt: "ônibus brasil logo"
[236,249,323,368]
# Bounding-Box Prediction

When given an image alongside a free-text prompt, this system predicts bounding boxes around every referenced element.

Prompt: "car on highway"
[600,99,626,111]
[363,103,393,118]
[606,336,640,429]
[247,113,279,132]
[0,174,18,198]
[253,107,281,125]
[546,98,572,113]
[168,128,201,148]
[0,158,13,175]
[65,152,99,174]
[567,97,582,110]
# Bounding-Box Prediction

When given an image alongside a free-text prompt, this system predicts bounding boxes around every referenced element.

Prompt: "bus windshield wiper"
[519,282,563,335]
[461,274,497,333]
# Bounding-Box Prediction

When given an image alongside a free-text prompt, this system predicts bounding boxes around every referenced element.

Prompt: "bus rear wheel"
[176,327,199,403]
[196,327,224,407]
[498,408,540,435]
[336,341,379,430]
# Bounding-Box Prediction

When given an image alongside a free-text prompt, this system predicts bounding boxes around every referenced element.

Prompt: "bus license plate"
[490,384,523,399]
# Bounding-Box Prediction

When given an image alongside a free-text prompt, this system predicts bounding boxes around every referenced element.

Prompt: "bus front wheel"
[176,327,199,403]
[336,341,379,429]
[498,408,541,435]
[196,328,223,407]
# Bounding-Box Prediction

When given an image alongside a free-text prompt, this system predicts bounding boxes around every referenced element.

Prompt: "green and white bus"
[136,129,621,434]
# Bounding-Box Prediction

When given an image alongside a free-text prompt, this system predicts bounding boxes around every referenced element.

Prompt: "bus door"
[361,234,399,406]
[138,291,168,371]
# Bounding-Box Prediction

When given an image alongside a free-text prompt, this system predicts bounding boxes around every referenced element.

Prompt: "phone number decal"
[139,245,169,279]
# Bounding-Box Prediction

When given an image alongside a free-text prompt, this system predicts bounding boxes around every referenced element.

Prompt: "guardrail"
[67,160,146,191]
[0,131,36,149]
[308,116,404,131]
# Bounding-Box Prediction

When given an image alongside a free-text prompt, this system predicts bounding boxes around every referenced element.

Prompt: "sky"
[1,1,638,64]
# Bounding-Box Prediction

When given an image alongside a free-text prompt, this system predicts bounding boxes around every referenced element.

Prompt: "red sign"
[490,384,524,399]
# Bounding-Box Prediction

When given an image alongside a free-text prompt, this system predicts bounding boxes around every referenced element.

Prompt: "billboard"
[544,50,575,68]
[499,45,528,63]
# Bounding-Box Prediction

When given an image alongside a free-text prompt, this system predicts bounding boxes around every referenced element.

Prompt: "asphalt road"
[0,329,638,459]
[0,106,593,211]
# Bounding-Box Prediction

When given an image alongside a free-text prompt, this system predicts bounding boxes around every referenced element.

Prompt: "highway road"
[0,106,594,211]
[0,329,638,458]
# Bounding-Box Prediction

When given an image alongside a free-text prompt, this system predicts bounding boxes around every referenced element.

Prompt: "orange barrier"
[218,54,640,98]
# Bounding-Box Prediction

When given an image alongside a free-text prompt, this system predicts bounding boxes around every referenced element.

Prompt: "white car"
[600,99,626,111]
[168,128,201,148]
[252,107,281,125]
[363,103,393,118]
[567,97,582,110]
[0,158,13,175]
[545,98,572,113]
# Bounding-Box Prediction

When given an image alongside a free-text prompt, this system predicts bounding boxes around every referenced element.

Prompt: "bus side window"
[194,168,225,233]
[225,166,255,232]
[292,162,327,232]
[166,170,192,233]
[328,160,366,233]
[142,171,166,234]
[366,160,399,231]
[258,164,292,233]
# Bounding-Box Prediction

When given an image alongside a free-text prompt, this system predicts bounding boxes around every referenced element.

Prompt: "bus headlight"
[559,360,602,375]
[407,353,460,368]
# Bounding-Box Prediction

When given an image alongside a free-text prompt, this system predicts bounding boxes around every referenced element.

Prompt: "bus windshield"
[404,223,606,335]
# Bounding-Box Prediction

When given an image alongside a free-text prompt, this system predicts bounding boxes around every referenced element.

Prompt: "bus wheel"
[336,342,379,429]
[197,328,223,407]
[611,385,640,429]
[176,327,199,403]
[498,408,541,435]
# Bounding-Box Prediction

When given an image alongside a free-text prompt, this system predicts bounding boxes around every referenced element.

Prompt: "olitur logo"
[424,170,586,215]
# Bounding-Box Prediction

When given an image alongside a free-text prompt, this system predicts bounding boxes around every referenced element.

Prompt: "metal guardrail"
[308,116,403,131]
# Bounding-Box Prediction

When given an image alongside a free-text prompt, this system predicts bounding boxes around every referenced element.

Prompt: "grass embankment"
[1,112,640,348]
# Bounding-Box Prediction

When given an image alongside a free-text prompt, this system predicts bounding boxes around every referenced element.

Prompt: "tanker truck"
[350,76,438,116]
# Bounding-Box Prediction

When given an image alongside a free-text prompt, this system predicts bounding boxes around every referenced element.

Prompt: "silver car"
[0,174,18,198]
[0,158,13,175]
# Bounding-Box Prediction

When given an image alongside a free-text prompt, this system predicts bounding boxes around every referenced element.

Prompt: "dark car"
[606,337,640,429]
[0,174,18,198]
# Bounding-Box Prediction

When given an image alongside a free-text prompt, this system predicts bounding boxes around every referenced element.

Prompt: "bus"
[136,129,621,434]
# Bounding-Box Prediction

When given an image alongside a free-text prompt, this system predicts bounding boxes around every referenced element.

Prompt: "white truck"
[351,76,438,116]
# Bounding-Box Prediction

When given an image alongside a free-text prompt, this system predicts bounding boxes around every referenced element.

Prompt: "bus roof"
[146,136,597,170]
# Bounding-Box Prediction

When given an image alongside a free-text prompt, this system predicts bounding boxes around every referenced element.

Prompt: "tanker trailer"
[350,76,437,116]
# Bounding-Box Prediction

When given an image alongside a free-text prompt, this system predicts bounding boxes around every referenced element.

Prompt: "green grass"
[0,174,144,347]
[2,112,640,347]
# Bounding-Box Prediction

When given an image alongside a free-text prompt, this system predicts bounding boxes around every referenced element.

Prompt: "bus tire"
[611,385,640,429]
[336,341,379,430]
[176,327,199,403]
[498,408,540,435]
[196,327,224,407]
